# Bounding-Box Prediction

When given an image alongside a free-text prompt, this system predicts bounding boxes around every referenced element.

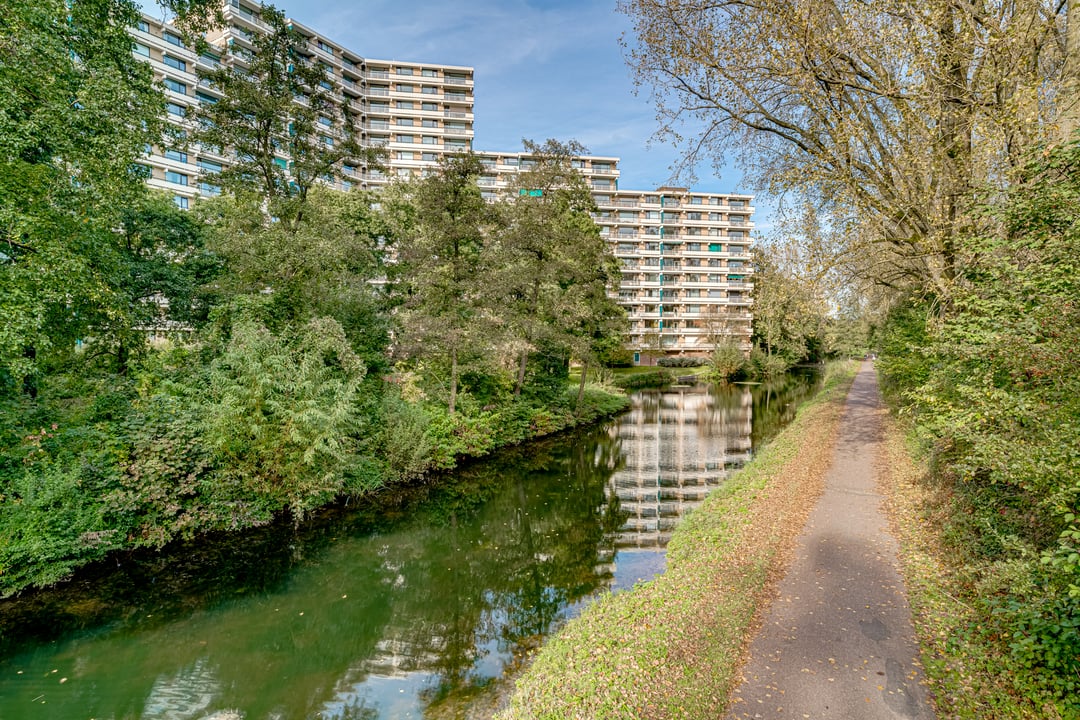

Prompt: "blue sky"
[145,0,764,217]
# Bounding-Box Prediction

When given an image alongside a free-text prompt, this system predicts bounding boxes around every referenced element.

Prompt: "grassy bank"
[497,360,859,719]
[879,414,1073,718]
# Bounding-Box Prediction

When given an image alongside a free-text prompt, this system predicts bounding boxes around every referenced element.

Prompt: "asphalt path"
[726,362,935,719]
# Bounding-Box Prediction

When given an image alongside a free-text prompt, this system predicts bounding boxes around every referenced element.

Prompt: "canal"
[0,370,820,720]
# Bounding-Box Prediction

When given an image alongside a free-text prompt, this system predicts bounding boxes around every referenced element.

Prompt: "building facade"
[132,1,753,361]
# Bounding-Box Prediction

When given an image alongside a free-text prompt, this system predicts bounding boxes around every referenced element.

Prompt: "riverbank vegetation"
[0,1,627,596]
[621,0,1080,713]
[497,360,857,719]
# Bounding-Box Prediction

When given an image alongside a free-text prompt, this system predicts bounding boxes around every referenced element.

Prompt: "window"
[342,164,356,176]
[322,135,334,146]
[316,39,334,54]
[445,91,466,101]
[421,135,438,145]
[708,243,722,252]
[421,86,438,95]
[421,152,438,162]
[729,199,745,209]
[136,19,150,32]
[395,84,414,92]
[396,101,414,109]
[421,102,438,111]
[690,197,703,205]
[687,243,701,251]
[163,78,186,95]
[422,119,438,128]
[319,61,334,75]
[397,67,414,75]
[166,102,186,117]
[197,158,223,173]
[198,182,221,196]
[396,134,414,143]
[687,212,702,220]
[133,42,150,57]
[709,213,721,221]
[445,139,468,149]
[446,121,466,131]
[163,55,186,72]
[164,148,187,163]
[163,31,184,47]
[421,68,437,77]
[173,195,189,209]
[397,118,414,126]
[165,170,188,185]
[369,101,389,112]
[319,116,332,126]
[200,52,220,66]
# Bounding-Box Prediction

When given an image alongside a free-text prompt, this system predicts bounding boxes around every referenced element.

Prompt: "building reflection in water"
[608,385,753,550]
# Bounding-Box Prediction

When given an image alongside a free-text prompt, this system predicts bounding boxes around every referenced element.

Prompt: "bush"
[656,356,708,368]
[708,340,746,380]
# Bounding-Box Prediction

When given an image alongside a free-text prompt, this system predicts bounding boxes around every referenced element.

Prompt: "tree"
[494,139,624,400]
[619,0,1069,298]
[192,4,378,230]
[0,0,168,387]
[386,154,499,414]
[750,237,829,375]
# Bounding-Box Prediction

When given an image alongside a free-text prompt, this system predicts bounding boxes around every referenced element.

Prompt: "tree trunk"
[449,346,458,415]
[514,350,528,397]
[576,357,589,414]
[21,345,36,399]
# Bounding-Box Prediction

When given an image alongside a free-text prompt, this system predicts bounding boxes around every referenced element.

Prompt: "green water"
[0,371,820,720]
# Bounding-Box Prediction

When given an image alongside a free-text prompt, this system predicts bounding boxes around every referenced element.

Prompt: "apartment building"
[132,1,753,362]
[133,0,476,205]
[594,187,754,360]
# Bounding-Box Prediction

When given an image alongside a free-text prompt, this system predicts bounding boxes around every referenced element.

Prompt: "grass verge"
[878,413,1065,719]
[496,360,859,720]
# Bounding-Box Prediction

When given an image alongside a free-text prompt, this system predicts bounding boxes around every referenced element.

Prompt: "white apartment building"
[133,0,476,205]
[595,187,754,360]
[131,1,753,361]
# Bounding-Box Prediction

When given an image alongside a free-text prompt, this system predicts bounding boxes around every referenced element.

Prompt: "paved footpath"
[726,362,935,719]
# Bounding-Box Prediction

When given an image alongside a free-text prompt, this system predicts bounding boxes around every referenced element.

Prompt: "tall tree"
[386,154,498,414]
[0,0,169,386]
[192,4,377,230]
[619,0,1069,298]
[495,140,624,399]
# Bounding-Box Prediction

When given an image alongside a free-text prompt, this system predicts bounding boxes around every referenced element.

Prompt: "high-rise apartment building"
[594,187,754,360]
[132,1,754,362]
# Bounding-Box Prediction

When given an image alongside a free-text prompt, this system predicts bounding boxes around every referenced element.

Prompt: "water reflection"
[609,385,753,549]
[0,370,819,720]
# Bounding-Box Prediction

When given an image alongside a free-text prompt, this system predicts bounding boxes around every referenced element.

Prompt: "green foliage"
[200,303,367,518]
[192,4,377,225]
[0,0,167,382]
[878,140,1080,711]
[656,356,708,368]
[707,340,746,380]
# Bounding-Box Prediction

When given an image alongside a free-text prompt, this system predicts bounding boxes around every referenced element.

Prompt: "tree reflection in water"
[0,370,819,720]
